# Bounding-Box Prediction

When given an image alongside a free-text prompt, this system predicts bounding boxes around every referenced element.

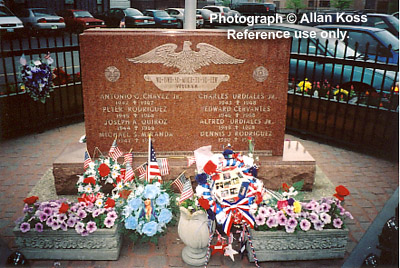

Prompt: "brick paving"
[0,122,398,268]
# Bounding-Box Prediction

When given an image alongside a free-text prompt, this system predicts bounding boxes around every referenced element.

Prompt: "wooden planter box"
[13,224,122,260]
[247,228,349,262]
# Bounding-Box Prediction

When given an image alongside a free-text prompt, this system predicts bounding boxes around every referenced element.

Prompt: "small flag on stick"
[84,150,92,170]
[124,151,133,165]
[109,139,123,161]
[157,158,170,176]
[176,173,194,203]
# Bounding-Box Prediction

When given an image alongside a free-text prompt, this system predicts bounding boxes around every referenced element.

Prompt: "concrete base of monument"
[53,141,316,195]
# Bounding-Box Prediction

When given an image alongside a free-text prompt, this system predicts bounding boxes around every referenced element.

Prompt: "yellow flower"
[20,84,25,91]
[297,79,312,91]
[333,88,349,96]
[293,201,302,213]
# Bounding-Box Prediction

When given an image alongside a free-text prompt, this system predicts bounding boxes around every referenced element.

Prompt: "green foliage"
[285,0,305,9]
[330,0,353,9]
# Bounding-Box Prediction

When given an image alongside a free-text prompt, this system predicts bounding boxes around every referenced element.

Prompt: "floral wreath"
[121,179,177,244]
[194,148,264,236]
[76,155,133,209]
[19,53,54,104]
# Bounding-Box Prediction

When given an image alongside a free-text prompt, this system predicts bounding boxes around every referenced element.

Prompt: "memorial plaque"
[80,29,291,156]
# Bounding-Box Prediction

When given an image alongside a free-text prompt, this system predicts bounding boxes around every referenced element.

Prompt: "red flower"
[98,163,110,177]
[277,200,288,210]
[255,192,263,205]
[83,177,96,185]
[334,185,350,201]
[282,183,290,192]
[23,196,39,205]
[198,197,210,210]
[105,198,115,208]
[59,203,69,214]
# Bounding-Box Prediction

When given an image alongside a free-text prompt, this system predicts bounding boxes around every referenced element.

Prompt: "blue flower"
[124,216,138,230]
[196,173,208,185]
[156,193,170,207]
[142,221,158,237]
[128,198,143,211]
[143,184,160,200]
[159,208,172,224]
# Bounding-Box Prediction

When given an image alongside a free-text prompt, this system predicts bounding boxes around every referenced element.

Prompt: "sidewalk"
[0,122,398,267]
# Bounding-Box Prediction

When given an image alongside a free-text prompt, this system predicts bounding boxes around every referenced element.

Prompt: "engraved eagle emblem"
[127,41,245,74]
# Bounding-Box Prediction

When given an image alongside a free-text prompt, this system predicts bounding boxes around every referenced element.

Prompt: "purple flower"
[22,204,30,213]
[285,207,295,217]
[77,209,87,219]
[66,216,77,228]
[266,207,275,216]
[107,211,118,220]
[276,210,285,218]
[266,216,278,228]
[309,212,319,223]
[35,222,43,232]
[333,218,343,228]
[80,229,89,236]
[287,198,294,206]
[305,200,317,210]
[258,207,269,217]
[38,211,48,222]
[20,222,30,233]
[104,217,115,228]
[255,214,266,226]
[92,209,101,218]
[86,221,97,233]
[321,203,331,212]
[43,207,53,216]
[60,222,68,231]
[285,225,295,233]
[75,222,85,234]
[277,215,287,226]
[313,220,325,231]
[320,213,331,224]
[57,214,67,222]
[287,217,298,229]
[46,216,54,227]
[51,221,60,231]
[300,219,311,231]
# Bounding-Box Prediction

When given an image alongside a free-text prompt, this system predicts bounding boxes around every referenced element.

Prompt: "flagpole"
[147,134,151,182]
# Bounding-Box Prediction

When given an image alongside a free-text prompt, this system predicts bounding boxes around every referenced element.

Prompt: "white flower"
[136,185,144,195]
[104,159,110,166]
[78,185,84,193]
[88,162,95,169]
[84,185,93,193]
[94,185,101,192]
[116,182,124,190]
[112,164,120,170]
[77,175,84,183]
[111,170,119,179]
[34,60,41,66]
[95,199,103,207]
[106,177,114,184]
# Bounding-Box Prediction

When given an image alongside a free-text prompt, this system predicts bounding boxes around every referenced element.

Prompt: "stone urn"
[178,207,214,266]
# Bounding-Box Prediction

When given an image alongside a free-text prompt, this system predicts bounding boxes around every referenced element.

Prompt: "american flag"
[172,172,186,193]
[109,140,123,161]
[124,152,133,165]
[187,156,196,167]
[157,158,169,176]
[179,174,194,203]
[125,164,134,182]
[147,139,161,182]
[137,163,147,180]
[84,150,92,169]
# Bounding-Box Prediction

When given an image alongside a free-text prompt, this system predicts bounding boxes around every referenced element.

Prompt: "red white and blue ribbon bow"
[221,198,255,236]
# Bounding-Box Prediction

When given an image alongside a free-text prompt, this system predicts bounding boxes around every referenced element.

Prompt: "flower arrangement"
[19,53,54,103]
[121,179,178,244]
[16,196,118,236]
[252,183,353,233]
[76,155,133,208]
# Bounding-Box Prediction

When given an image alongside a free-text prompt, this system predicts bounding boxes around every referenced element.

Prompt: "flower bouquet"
[19,53,54,103]
[121,179,178,244]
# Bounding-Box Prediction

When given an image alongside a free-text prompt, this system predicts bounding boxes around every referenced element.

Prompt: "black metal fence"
[0,32,398,158]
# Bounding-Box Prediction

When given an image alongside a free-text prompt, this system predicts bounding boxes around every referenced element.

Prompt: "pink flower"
[300,219,311,231]
[266,216,278,228]
[277,200,288,210]
[255,214,266,226]
[333,218,343,228]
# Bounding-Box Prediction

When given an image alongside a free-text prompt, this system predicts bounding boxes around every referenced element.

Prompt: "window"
[346,31,389,56]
